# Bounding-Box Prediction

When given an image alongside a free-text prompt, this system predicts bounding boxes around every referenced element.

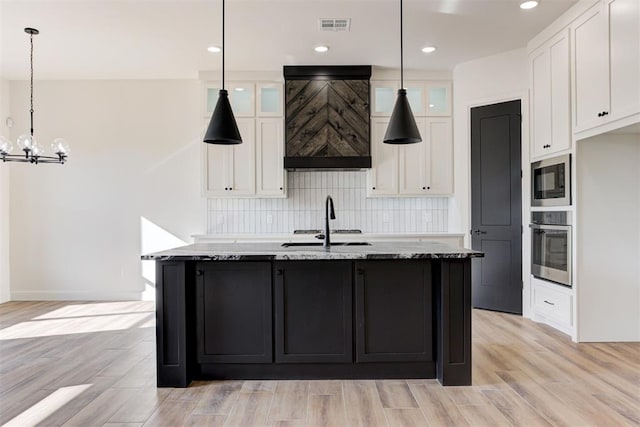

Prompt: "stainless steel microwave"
[531,154,571,207]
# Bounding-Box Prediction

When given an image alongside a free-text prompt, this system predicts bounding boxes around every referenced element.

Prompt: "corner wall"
[452,48,531,314]
[9,80,206,300]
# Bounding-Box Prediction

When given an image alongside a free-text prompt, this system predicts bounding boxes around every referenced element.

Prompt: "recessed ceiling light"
[421,46,437,54]
[207,46,221,53]
[314,45,330,53]
[520,0,539,10]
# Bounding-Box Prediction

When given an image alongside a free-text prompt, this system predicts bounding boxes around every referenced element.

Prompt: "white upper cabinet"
[608,0,640,121]
[202,80,286,198]
[530,29,571,159]
[572,0,640,133]
[202,118,255,197]
[368,117,453,197]
[371,80,452,117]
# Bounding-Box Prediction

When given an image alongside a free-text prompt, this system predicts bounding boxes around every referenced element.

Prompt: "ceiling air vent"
[319,18,351,32]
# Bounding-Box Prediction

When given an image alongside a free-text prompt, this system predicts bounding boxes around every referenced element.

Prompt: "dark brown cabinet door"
[196,262,272,364]
[355,260,433,362]
[274,261,352,363]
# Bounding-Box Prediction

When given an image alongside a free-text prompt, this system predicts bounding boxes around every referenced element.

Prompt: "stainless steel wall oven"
[531,211,572,287]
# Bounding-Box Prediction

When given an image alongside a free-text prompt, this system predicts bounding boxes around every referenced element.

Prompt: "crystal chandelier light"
[0,28,70,164]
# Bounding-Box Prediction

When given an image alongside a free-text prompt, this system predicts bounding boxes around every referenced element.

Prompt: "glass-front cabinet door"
[257,82,283,116]
[425,82,452,116]
[228,82,255,117]
[371,81,399,116]
[405,82,426,115]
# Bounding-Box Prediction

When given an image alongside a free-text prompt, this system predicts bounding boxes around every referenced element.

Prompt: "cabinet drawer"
[533,282,572,325]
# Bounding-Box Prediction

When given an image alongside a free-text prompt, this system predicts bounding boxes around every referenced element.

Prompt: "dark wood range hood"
[284,65,372,170]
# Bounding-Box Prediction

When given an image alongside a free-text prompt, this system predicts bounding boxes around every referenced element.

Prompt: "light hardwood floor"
[0,301,638,426]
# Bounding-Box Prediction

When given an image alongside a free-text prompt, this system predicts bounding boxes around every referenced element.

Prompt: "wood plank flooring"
[0,301,638,426]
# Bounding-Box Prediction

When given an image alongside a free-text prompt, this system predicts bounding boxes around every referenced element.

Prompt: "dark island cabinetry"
[274,261,352,363]
[195,262,272,364]
[149,242,479,388]
[355,261,433,363]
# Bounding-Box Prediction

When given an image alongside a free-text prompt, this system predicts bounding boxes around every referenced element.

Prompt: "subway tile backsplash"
[207,171,448,234]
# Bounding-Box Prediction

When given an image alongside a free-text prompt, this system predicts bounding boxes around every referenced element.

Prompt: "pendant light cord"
[222,0,225,91]
[400,0,403,90]
[29,32,34,137]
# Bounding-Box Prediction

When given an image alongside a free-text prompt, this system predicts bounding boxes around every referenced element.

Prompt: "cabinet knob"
[224,187,228,190]
[229,187,233,191]
[276,269,284,276]
[372,186,376,190]
[422,186,426,190]
[279,187,283,190]
[196,270,203,276]
[357,268,365,275]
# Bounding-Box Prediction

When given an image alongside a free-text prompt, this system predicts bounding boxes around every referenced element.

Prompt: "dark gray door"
[470,100,522,314]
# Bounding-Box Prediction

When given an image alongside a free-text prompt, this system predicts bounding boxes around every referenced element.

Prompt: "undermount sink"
[281,242,371,247]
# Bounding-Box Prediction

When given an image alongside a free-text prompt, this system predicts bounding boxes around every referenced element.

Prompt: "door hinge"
[521,169,523,178]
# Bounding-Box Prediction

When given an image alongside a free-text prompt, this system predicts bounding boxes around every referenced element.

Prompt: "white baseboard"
[10,290,144,301]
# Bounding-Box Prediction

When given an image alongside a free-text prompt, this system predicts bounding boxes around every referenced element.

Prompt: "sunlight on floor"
[2,384,91,427]
[0,302,155,340]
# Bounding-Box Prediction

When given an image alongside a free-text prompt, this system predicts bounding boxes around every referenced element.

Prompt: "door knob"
[472,229,487,235]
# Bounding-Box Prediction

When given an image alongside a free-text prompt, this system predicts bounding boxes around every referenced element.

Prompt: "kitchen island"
[142,241,483,387]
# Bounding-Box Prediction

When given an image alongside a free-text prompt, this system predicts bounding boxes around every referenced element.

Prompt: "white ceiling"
[0,0,577,80]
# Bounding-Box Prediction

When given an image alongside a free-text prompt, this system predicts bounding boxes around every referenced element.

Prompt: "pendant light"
[383,0,422,144]
[0,28,70,164]
[203,0,242,145]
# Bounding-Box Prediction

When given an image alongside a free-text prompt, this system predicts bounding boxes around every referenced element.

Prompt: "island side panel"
[156,260,195,387]
[436,259,472,386]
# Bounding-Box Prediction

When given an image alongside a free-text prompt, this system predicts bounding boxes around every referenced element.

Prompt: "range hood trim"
[283,65,372,81]
[284,155,371,170]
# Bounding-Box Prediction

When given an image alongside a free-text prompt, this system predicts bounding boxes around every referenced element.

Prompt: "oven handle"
[529,224,571,231]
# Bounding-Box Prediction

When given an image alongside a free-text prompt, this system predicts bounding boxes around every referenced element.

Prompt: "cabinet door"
[425,82,452,116]
[368,118,398,196]
[573,3,610,132]
[256,82,283,117]
[608,0,640,120]
[256,118,286,197]
[425,118,453,195]
[228,118,256,195]
[399,117,427,195]
[203,133,231,196]
[405,82,426,116]
[274,261,352,363]
[195,262,272,363]
[355,260,433,362]
[371,81,399,116]
[228,82,255,117]
[530,30,571,159]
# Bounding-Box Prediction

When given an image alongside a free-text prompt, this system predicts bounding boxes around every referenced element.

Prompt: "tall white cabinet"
[527,0,640,341]
[202,82,286,198]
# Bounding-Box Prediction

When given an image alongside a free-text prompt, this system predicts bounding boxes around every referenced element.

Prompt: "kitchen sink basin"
[281,242,371,247]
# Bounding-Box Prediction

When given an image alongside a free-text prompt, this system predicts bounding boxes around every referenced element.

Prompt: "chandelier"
[0,28,70,164]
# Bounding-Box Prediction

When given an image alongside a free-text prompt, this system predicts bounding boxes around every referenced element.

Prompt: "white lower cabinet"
[203,118,285,198]
[368,117,453,197]
[531,277,574,336]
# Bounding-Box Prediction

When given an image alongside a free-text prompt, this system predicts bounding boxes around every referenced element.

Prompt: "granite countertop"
[142,241,484,261]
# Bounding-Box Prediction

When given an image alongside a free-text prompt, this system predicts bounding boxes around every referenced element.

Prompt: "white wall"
[0,78,10,303]
[9,80,205,300]
[452,48,531,314]
[576,133,640,341]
